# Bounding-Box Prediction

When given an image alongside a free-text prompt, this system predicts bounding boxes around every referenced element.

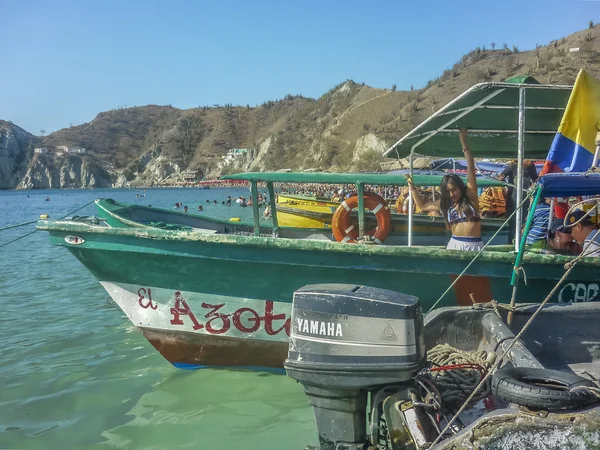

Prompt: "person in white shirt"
[565,210,600,257]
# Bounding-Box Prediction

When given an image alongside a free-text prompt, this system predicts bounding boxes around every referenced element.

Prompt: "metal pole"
[593,132,600,168]
[357,182,365,239]
[408,151,414,247]
[251,181,260,236]
[548,198,555,231]
[515,87,526,252]
[267,182,279,237]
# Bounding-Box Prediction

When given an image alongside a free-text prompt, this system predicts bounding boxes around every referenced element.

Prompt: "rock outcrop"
[16,154,114,189]
[113,147,182,187]
[0,121,36,189]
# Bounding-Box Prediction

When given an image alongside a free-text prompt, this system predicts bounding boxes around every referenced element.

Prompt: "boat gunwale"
[36,219,600,267]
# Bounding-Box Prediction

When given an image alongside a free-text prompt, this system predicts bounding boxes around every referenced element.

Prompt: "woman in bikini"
[405,128,482,251]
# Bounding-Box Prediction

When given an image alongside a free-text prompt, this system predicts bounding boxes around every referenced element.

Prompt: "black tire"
[492,366,600,411]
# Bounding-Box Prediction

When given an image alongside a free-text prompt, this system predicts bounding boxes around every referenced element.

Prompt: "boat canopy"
[385,78,572,159]
[538,172,600,198]
[222,171,508,188]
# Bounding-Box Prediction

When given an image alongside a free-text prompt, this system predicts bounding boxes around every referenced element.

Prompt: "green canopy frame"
[384,78,573,249]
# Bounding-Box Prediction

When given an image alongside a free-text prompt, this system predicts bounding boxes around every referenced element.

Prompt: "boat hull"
[102,282,289,370]
[40,222,600,369]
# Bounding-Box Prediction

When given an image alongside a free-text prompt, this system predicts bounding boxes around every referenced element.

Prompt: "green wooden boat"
[37,172,600,371]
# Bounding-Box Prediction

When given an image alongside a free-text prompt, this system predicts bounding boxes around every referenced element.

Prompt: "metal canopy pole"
[593,132,600,168]
[514,87,526,252]
[251,181,260,236]
[267,181,279,237]
[357,182,365,239]
[408,152,414,247]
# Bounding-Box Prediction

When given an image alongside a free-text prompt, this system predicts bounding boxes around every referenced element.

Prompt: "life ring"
[332,192,391,244]
[491,366,599,411]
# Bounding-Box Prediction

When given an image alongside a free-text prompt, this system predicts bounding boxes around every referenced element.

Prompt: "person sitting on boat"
[406,129,482,251]
[564,210,600,257]
[528,218,578,255]
[525,198,552,246]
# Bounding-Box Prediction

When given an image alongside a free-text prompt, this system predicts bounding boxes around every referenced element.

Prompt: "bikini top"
[447,204,480,226]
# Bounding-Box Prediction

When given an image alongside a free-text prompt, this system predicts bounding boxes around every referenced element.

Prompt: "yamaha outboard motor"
[284,284,425,450]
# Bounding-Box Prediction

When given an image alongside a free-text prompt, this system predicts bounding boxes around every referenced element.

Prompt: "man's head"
[564,210,597,244]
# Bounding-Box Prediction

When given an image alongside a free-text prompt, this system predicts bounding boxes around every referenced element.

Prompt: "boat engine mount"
[284,284,426,450]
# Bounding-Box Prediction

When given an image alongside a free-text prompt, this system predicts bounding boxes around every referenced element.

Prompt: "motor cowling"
[284,284,425,450]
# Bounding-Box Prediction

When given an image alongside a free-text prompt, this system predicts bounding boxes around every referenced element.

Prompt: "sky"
[1,0,599,135]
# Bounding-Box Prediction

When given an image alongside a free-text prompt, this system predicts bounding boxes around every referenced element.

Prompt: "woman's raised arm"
[404,175,440,212]
[459,128,479,204]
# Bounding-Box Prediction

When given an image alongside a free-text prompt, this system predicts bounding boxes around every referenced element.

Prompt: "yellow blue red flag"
[541,69,600,175]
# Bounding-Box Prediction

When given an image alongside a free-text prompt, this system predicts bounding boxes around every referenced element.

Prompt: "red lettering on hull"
[136,287,290,337]
[170,292,204,330]
[138,288,158,310]
[171,294,289,336]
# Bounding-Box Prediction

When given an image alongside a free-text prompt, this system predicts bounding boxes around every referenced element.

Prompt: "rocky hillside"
[3,24,600,189]
[0,121,37,189]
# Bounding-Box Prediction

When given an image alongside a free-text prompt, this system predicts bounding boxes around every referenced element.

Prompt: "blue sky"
[2,0,598,134]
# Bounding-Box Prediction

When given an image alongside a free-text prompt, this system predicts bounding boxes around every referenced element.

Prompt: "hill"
[3,24,600,189]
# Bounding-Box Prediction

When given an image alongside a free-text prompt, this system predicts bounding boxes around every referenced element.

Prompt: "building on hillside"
[183,170,200,183]
[66,147,86,154]
[218,148,248,169]
[34,147,49,154]
[55,145,68,153]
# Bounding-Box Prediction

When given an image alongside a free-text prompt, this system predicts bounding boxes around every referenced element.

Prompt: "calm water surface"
[0,188,317,450]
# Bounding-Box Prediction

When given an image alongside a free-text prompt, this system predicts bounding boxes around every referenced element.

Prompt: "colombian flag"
[540,70,600,217]
[541,69,600,175]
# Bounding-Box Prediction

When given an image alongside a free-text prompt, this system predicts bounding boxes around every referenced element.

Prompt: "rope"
[426,190,534,315]
[560,197,600,229]
[430,247,591,447]
[0,199,96,249]
[0,220,38,232]
[427,344,490,407]
[514,266,528,285]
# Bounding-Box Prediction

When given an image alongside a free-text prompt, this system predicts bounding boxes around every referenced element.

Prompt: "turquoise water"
[0,188,317,450]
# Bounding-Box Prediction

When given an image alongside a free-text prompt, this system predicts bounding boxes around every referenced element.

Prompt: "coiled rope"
[0,199,96,249]
[427,344,490,407]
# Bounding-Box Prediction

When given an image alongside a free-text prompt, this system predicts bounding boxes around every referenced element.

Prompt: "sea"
[0,187,318,450]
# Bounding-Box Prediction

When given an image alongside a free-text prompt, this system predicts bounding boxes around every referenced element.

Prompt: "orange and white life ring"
[332,192,391,244]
